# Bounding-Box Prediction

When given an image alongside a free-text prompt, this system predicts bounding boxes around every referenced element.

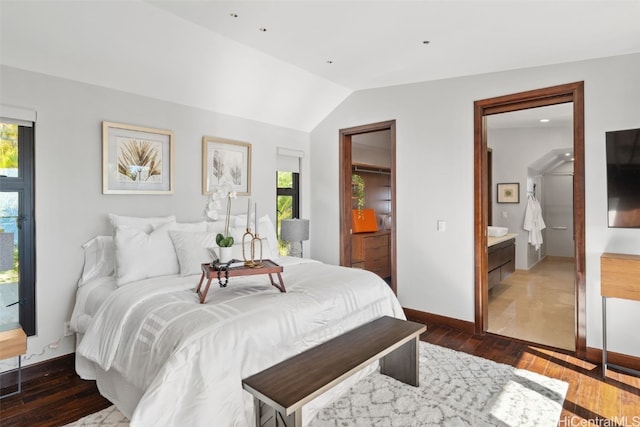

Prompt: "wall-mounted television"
[606,128,640,228]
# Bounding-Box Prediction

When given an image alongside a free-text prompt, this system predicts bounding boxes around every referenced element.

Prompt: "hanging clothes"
[523,194,546,250]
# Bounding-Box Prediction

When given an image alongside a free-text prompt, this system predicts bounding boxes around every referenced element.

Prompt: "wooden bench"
[242,316,426,427]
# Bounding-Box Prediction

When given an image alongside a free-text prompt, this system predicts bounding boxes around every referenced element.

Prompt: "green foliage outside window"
[0,123,19,170]
[0,123,19,283]
[277,171,294,255]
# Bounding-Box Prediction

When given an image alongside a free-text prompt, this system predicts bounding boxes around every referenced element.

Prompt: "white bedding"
[75,257,404,427]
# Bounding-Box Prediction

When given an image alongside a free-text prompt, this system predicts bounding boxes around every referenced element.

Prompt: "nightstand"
[0,322,27,399]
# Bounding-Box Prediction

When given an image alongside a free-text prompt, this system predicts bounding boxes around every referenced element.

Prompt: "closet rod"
[353,165,391,175]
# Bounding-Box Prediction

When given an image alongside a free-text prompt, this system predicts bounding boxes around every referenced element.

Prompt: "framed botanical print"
[497,182,520,203]
[202,136,251,195]
[102,121,174,194]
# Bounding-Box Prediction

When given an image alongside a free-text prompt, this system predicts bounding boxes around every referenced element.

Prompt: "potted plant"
[352,174,365,217]
[216,189,236,238]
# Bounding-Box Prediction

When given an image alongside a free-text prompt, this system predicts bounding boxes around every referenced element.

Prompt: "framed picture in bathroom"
[497,182,519,204]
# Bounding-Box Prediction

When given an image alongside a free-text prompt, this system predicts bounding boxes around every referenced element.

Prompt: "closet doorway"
[474,82,586,357]
[339,120,397,294]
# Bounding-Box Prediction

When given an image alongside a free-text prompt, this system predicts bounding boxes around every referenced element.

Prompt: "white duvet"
[77,258,404,426]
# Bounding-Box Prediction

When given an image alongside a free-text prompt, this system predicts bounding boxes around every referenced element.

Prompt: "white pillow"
[114,225,179,286]
[109,213,176,233]
[80,236,115,284]
[206,220,227,234]
[169,231,221,276]
[151,221,207,233]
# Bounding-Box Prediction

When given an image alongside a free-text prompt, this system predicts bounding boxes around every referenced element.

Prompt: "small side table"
[0,323,27,399]
[196,260,286,303]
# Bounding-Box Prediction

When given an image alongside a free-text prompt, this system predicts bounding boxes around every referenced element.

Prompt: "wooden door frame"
[339,120,397,294]
[474,82,586,357]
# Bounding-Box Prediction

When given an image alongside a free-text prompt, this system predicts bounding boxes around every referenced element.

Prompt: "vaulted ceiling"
[1,1,639,131]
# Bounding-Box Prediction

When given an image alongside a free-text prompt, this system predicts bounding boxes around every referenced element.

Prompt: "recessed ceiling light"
[540,119,550,123]
[326,60,333,64]
[565,152,571,156]
[422,40,430,45]
[230,13,238,18]
[259,28,267,32]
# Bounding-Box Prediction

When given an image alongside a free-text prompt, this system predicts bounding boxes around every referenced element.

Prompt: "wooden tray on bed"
[196,260,286,303]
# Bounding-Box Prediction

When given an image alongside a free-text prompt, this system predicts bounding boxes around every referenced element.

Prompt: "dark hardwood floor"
[1,323,639,426]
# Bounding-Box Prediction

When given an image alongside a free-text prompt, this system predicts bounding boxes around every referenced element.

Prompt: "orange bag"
[352,209,378,233]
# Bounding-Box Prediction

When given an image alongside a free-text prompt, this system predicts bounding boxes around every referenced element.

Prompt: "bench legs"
[380,335,420,387]
[254,399,301,427]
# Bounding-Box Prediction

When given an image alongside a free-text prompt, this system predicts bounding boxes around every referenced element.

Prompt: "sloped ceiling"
[1,1,639,132]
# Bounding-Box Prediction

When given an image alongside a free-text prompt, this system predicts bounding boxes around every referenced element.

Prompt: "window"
[0,121,36,336]
[276,147,303,256]
[276,171,299,255]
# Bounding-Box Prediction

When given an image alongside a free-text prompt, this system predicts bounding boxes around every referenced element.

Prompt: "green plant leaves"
[216,233,234,247]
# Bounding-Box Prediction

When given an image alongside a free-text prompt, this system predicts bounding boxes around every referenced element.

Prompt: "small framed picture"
[497,183,520,204]
[102,121,174,194]
[202,136,251,195]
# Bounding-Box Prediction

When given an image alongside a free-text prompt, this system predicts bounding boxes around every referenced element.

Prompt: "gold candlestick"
[242,228,263,268]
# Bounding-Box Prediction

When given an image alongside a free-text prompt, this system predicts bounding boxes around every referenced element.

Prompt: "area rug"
[66,342,567,427]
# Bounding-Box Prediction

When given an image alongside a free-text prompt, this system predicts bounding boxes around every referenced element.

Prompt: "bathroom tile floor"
[488,256,575,351]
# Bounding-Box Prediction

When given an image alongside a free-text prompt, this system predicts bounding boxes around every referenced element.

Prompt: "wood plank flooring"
[1,323,638,426]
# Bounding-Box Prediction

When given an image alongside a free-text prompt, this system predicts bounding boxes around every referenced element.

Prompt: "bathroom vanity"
[488,234,517,289]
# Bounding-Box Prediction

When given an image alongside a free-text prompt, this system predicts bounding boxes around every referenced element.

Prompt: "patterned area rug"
[310,342,568,427]
[66,342,567,427]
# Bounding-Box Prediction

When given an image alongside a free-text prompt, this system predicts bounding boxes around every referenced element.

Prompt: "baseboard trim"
[0,353,75,389]
[2,336,638,391]
[403,307,475,334]
[586,347,640,373]
[404,307,640,373]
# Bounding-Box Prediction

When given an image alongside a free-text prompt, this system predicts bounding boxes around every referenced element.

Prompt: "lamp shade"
[280,219,309,242]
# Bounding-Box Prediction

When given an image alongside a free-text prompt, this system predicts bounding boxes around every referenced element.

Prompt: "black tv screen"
[606,128,640,228]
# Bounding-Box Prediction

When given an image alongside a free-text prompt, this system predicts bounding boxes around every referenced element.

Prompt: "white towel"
[523,195,546,250]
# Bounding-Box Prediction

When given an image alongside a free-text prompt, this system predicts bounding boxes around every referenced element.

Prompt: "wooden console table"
[600,252,640,378]
[0,323,27,399]
[196,260,285,303]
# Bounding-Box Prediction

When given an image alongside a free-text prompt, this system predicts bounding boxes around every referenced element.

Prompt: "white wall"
[0,65,310,371]
[489,125,573,269]
[310,53,640,357]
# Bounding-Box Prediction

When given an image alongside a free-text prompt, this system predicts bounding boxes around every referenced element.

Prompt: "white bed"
[70,215,405,427]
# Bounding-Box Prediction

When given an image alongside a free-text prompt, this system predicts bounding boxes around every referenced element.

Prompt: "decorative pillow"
[80,235,115,285]
[169,231,222,276]
[206,220,228,235]
[151,221,207,233]
[114,225,180,286]
[109,213,176,234]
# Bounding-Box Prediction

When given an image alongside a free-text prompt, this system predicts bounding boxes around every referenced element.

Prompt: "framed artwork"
[102,121,174,194]
[202,136,251,195]
[497,182,520,203]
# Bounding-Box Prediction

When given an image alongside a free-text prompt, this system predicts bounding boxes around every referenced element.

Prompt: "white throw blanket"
[523,195,546,250]
[77,258,404,427]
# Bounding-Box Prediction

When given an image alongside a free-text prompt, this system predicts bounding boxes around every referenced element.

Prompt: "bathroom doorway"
[473,82,586,357]
[485,105,576,351]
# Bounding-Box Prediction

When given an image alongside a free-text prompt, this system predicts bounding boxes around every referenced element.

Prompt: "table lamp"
[280,219,309,257]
